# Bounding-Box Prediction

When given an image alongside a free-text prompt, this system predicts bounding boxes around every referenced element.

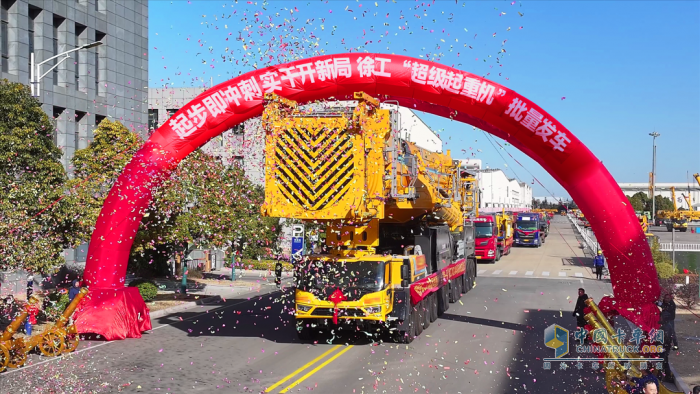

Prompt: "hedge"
[227,259,293,271]
[128,279,159,302]
[134,282,158,302]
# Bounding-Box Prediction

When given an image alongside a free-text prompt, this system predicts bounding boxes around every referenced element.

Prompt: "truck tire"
[421,299,430,330]
[495,248,501,262]
[395,308,415,344]
[414,304,424,336]
[429,293,438,322]
[296,318,313,341]
[438,286,450,315]
[448,280,456,303]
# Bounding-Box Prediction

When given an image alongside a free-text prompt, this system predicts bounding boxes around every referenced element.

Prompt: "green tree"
[627,192,648,212]
[650,237,675,279]
[645,195,674,213]
[69,121,281,275]
[0,80,74,273]
[65,119,144,243]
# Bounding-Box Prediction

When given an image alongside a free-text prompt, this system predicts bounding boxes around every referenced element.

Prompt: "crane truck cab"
[514,212,543,247]
[471,215,499,263]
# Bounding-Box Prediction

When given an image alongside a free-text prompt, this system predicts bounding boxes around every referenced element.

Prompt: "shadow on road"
[499,308,608,393]
[151,289,390,346]
[440,313,529,331]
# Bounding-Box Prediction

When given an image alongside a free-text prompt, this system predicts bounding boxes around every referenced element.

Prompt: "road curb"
[149,295,223,320]
[624,318,692,393]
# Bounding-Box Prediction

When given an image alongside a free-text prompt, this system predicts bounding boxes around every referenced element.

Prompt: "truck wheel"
[438,287,450,315]
[396,312,414,344]
[448,280,457,303]
[495,248,501,262]
[296,318,313,341]
[413,304,423,336]
[429,293,438,322]
[421,299,431,330]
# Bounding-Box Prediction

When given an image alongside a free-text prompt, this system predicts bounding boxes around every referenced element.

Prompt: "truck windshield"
[318,261,385,291]
[474,223,494,238]
[517,221,538,231]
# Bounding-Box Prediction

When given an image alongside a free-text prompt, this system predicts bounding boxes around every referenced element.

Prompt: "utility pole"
[649,132,660,224]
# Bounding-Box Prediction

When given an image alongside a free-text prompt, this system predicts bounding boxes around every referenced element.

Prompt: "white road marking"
[558,272,567,277]
[542,271,550,276]
[574,273,583,277]
[509,271,518,275]
[525,271,534,276]
[492,270,502,275]
[477,270,487,275]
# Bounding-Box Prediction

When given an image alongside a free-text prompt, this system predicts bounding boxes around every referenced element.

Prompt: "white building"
[148,87,265,185]
[466,164,532,213]
[618,182,700,210]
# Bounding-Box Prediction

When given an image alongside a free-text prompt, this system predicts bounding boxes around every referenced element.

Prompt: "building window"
[95,114,105,127]
[53,15,64,85]
[0,0,11,73]
[166,108,179,119]
[53,106,65,145]
[148,109,159,133]
[94,30,105,93]
[28,7,40,72]
[74,111,86,149]
[75,23,86,89]
[94,0,99,12]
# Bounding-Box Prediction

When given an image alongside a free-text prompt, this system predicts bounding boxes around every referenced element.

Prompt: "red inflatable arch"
[76,54,660,340]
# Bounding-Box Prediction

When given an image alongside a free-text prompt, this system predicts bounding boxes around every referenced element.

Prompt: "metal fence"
[567,213,598,254]
[659,243,700,252]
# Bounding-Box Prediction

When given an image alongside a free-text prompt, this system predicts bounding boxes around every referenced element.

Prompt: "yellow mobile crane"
[261,93,479,343]
[665,186,688,232]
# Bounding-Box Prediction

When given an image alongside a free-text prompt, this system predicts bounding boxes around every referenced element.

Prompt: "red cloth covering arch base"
[76,53,660,340]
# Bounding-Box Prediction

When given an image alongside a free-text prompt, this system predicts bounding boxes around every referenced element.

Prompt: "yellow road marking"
[279,345,354,393]
[265,345,342,393]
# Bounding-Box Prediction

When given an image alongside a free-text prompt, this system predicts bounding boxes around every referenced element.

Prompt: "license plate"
[523,240,530,243]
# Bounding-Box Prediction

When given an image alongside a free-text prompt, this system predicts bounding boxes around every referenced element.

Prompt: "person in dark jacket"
[594,250,605,280]
[68,279,81,302]
[659,310,675,383]
[275,257,283,289]
[657,293,679,350]
[572,288,588,328]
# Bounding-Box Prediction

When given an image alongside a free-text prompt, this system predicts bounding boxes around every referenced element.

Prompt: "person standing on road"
[658,310,675,383]
[275,257,283,289]
[657,293,679,350]
[69,279,81,302]
[573,288,588,328]
[594,250,605,280]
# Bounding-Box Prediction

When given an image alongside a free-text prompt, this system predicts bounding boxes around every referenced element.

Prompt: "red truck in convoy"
[471,214,513,263]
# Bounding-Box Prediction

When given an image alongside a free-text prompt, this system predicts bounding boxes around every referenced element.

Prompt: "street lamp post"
[649,132,660,224]
[30,41,103,97]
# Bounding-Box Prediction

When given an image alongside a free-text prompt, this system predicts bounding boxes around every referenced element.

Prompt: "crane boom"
[260,92,479,344]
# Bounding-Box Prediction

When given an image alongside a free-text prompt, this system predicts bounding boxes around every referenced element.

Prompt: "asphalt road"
[648,225,700,243]
[0,219,615,394]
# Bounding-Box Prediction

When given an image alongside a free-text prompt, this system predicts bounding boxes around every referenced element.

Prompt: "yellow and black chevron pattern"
[274,121,355,211]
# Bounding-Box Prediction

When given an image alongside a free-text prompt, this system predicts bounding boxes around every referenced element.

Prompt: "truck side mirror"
[401,265,410,280]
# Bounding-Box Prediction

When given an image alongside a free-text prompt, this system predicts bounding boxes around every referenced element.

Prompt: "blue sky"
[148,1,700,200]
